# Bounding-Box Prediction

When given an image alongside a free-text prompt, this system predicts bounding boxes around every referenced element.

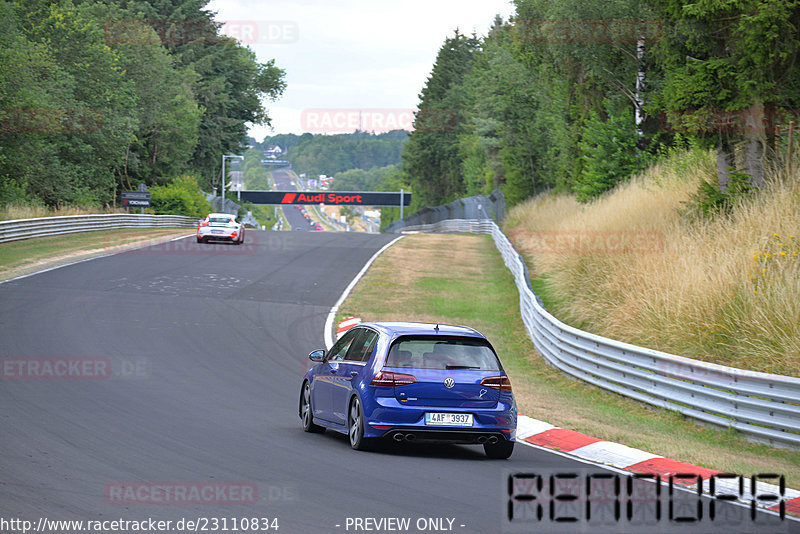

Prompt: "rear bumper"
[198,230,236,241]
[362,396,517,442]
[375,428,512,444]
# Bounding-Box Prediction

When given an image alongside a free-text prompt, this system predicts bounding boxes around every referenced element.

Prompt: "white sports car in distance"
[197,213,245,244]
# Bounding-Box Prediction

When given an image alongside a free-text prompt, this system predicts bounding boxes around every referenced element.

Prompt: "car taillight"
[481,376,512,392]
[370,371,416,387]
[199,220,209,227]
[231,231,237,238]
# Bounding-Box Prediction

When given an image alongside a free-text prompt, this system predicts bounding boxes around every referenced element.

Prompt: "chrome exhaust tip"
[488,436,499,444]
[405,433,416,442]
[393,433,405,442]
[477,436,489,444]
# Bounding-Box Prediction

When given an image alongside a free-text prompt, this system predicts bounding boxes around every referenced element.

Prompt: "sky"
[206,0,516,140]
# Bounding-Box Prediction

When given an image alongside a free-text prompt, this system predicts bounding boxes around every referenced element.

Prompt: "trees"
[333,164,401,192]
[242,148,271,190]
[1,0,135,206]
[574,108,647,201]
[281,132,407,177]
[401,1,654,208]
[0,2,66,205]
[647,0,800,190]
[0,0,285,208]
[108,0,286,190]
[149,175,210,217]
[511,0,652,199]
[458,16,546,204]
[92,3,201,189]
[402,30,480,209]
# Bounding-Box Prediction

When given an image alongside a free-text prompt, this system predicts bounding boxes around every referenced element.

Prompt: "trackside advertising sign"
[238,190,411,206]
[121,191,151,207]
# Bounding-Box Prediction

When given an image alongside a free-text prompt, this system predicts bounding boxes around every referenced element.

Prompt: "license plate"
[211,230,224,234]
[424,413,473,426]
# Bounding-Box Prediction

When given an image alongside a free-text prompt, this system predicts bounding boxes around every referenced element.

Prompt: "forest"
[0,0,285,208]
[4,0,799,219]
[256,131,407,178]
[402,0,800,210]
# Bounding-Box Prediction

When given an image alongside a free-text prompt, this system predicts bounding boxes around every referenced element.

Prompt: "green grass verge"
[336,233,800,487]
[530,274,589,330]
[243,202,278,229]
[0,228,192,281]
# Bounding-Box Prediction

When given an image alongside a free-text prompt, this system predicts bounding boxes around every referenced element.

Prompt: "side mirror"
[308,349,325,362]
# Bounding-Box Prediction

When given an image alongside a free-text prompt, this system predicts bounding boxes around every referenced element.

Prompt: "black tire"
[484,439,514,459]
[300,382,324,433]
[348,397,371,451]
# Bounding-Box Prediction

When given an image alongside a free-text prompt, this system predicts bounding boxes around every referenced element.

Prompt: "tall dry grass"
[505,149,800,376]
[0,203,126,221]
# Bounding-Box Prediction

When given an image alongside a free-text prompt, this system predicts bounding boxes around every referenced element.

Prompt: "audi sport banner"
[238,190,411,206]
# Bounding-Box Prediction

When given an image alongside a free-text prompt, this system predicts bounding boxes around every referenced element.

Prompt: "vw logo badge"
[444,377,455,388]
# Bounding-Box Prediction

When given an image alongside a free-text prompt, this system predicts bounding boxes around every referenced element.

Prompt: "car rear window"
[385,336,501,370]
[209,217,233,224]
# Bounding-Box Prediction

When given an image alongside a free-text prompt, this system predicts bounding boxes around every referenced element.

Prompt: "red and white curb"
[324,239,799,520]
[516,415,800,517]
[336,316,361,339]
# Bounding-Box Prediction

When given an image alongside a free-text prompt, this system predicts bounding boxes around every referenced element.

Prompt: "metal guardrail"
[310,204,346,232]
[0,214,199,243]
[383,189,505,233]
[402,219,800,449]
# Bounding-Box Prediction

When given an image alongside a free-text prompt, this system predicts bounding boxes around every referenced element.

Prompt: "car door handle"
[349,371,358,377]
[330,369,337,374]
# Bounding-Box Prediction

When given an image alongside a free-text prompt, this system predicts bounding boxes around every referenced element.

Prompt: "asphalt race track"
[271,170,315,231]
[0,232,793,534]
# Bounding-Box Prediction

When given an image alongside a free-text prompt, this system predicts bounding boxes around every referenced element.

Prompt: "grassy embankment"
[505,149,800,377]
[0,228,192,282]
[335,151,800,485]
[0,203,127,221]
[339,147,800,487]
[241,165,279,229]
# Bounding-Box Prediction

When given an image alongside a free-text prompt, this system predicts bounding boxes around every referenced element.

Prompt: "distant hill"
[253,131,408,177]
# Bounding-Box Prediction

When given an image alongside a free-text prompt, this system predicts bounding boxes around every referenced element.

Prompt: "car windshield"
[385,336,501,370]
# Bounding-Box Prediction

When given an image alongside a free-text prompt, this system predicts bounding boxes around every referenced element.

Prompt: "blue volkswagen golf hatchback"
[299,322,517,459]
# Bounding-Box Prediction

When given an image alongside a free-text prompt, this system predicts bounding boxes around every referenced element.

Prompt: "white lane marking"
[0,234,194,285]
